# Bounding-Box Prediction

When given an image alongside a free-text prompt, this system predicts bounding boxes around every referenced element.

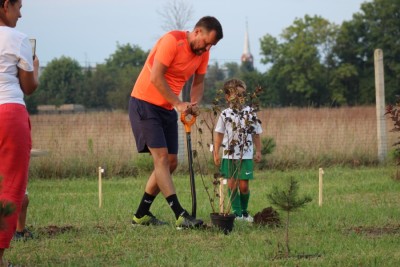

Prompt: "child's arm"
[213,132,224,166]
[253,134,262,163]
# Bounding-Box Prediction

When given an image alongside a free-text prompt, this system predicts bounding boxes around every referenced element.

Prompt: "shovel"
[180,112,197,217]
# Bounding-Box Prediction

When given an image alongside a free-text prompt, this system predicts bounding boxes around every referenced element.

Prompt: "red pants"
[0,104,31,248]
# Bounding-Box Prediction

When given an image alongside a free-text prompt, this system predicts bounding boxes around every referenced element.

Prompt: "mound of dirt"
[254,207,281,227]
[37,225,75,236]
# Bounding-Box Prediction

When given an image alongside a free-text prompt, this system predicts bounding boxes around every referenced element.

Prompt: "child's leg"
[228,178,241,216]
[239,180,250,214]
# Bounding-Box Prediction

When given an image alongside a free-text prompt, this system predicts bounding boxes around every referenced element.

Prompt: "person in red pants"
[0,0,39,265]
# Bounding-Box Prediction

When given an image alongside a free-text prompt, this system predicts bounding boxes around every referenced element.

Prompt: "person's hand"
[213,152,220,166]
[175,102,190,113]
[175,102,198,115]
[254,152,262,163]
[187,104,200,117]
[33,55,39,70]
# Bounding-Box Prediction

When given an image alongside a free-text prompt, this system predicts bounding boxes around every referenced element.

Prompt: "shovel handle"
[180,113,196,133]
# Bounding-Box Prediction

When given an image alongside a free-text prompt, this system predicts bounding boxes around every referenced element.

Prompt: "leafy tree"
[240,70,277,107]
[105,43,148,69]
[80,65,114,109]
[83,44,148,110]
[334,0,400,104]
[30,56,84,108]
[107,66,141,110]
[260,15,340,106]
[240,60,255,73]
[223,62,241,79]
[203,62,225,104]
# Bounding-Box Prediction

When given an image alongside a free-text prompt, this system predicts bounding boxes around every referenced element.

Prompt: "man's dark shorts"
[129,97,178,154]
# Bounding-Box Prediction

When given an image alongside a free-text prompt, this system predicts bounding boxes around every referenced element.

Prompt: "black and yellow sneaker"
[175,211,203,230]
[132,212,168,226]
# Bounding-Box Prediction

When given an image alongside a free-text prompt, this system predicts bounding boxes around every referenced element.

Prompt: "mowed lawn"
[7,166,400,266]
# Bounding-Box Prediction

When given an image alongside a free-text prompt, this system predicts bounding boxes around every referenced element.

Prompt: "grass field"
[29,106,397,178]
[7,166,400,266]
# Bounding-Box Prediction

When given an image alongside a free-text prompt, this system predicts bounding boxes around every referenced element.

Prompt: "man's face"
[189,28,218,56]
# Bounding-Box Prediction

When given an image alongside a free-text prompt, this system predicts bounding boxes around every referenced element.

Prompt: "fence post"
[374,49,388,163]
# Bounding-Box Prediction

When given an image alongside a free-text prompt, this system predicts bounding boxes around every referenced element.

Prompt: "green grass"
[7,166,400,266]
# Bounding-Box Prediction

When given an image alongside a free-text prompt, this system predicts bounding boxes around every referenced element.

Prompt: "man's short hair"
[195,16,223,42]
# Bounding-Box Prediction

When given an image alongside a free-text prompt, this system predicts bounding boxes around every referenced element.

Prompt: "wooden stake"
[219,178,224,214]
[319,168,324,207]
[98,167,104,208]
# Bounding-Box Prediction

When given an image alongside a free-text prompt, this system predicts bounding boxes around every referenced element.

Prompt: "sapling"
[267,177,312,258]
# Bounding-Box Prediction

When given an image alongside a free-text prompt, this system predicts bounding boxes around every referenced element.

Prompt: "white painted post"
[374,49,388,163]
[319,168,324,207]
[98,167,104,208]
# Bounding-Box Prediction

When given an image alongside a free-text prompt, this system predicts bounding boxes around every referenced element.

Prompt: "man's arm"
[150,59,193,113]
[190,73,205,104]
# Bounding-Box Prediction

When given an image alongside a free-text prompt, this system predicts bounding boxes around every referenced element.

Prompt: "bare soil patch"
[254,207,281,227]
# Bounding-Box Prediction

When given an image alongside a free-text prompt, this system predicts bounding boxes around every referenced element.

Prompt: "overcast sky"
[17,0,370,72]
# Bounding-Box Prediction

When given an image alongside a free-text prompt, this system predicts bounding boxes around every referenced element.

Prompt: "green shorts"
[220,159,254,180]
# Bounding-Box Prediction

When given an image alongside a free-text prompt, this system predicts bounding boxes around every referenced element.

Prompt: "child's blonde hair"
[223,79,246,95]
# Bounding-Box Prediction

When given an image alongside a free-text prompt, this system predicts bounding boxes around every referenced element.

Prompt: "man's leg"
[134,154,177,218]
[149,148,184,216]
[149,147,203,229]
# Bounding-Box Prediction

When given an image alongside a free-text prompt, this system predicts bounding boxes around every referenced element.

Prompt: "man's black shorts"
[128,97,178,154]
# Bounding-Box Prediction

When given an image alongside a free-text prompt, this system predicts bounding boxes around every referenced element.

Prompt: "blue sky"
[17,0,370,71]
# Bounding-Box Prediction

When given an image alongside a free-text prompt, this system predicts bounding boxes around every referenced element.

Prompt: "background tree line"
[26,0,400,113]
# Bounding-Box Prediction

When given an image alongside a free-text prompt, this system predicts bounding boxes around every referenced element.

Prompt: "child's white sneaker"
[242,212,254,223]
[235,214,244,221]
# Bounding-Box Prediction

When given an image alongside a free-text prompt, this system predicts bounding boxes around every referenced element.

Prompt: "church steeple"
[241,20,254,68]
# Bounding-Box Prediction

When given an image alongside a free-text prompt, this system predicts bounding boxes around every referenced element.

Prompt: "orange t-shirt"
[131,31,209,110]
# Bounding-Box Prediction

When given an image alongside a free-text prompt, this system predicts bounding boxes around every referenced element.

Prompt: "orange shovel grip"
[180,113,196,133]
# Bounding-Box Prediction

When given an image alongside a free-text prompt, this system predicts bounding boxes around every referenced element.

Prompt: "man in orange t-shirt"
[129,16,223,229]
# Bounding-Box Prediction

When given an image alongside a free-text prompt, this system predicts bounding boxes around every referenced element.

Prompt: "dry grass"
[29,106,397,177]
